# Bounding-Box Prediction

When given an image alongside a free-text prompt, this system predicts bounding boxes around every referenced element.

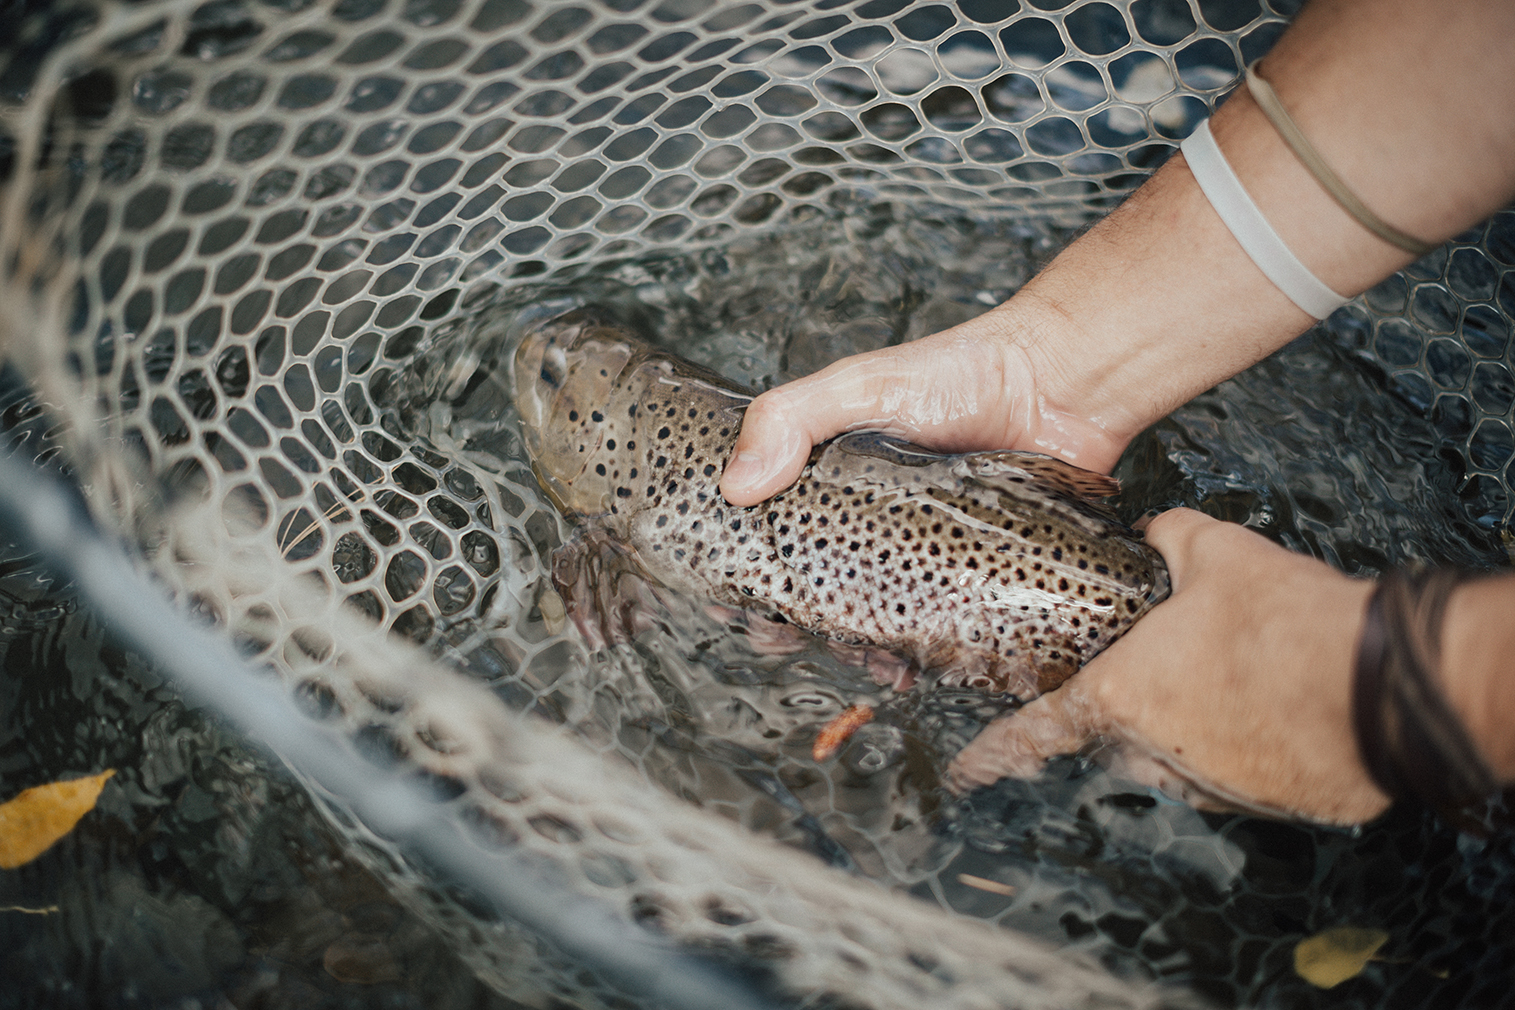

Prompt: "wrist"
[975,290,1138,473]
[1439,575,1515,783]
[1353,569,1513,831]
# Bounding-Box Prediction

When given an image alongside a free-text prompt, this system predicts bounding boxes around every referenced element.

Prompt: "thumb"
[719,385,817,506]
[947,684,1102,792]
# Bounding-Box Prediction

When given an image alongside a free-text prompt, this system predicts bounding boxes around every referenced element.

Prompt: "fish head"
[511,310,640,515]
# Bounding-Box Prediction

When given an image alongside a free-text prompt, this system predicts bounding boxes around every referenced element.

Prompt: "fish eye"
[539,363,563,389]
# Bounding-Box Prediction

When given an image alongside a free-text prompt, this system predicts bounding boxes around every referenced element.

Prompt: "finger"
[721,331,1022,505]
[946,685,1100,791]
[720,349,927,504]
[719,383,825,505]
[1132,507,1231,589]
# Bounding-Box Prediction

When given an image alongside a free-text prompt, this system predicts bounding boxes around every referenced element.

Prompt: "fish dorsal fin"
[960,451,1121,502]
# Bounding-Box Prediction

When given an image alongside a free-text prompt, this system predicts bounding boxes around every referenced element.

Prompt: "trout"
[512,309,1168,699]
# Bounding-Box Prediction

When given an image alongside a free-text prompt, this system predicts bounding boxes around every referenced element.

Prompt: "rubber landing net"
[1,0,1513,1007]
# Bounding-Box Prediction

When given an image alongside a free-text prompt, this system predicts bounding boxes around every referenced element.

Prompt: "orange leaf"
[0,770,116,869]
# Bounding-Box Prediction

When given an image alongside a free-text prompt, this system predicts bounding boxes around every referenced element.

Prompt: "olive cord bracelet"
[1352,568,1510,834]
[1245,61,1436,257]
[1181,61,1441,321]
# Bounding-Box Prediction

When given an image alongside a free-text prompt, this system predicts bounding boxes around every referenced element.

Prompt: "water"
[4,203,1514,1008]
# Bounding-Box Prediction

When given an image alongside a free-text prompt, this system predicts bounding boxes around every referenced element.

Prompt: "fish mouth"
[510,323,558,434]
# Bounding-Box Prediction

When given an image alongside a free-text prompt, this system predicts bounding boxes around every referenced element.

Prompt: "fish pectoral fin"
[551,527,669,650]
[958,451,1121,502]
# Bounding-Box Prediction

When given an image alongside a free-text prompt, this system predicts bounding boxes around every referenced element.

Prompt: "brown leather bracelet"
[1352,568,1509,834]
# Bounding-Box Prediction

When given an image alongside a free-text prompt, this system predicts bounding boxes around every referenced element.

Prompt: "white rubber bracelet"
[1180,118,1348,320]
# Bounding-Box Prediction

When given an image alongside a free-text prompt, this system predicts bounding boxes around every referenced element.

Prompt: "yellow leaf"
[1294,926,1390,989]
[0,770,116,869]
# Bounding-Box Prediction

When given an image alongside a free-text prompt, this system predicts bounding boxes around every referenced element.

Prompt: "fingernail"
[722,450,765,491]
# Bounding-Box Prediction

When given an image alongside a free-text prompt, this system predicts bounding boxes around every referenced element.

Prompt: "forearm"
[988,0,1515,464]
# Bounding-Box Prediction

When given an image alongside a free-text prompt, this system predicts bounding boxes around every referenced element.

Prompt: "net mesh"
[2,0,1514,1006]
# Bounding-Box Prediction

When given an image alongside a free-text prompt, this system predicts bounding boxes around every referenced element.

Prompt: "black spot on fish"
[568,410,579,421]
[591,411,603,422]
[703,464,716,476]
[595,463,606,475]
[616,487,631,498]
[658,426,670,438]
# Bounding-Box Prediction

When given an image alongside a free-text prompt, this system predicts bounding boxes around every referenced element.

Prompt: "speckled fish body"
[513,309,1169,698]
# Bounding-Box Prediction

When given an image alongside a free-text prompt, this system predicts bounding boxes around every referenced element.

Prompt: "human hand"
[718,296,1135,507]
[947,508,1390,826]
